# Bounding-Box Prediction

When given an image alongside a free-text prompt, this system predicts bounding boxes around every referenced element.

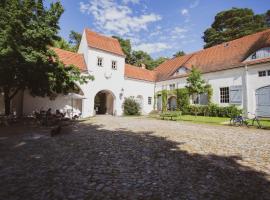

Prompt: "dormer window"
[251,52,257,60]
[245,47,270,61]
[174,67,187,76]
[97,57,103,67]
[112,61,117,70]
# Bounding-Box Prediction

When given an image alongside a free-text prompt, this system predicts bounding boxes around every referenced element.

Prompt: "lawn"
[150,114,270,129]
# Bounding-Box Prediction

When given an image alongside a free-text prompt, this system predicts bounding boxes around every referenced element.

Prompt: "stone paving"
[0,116,270,200]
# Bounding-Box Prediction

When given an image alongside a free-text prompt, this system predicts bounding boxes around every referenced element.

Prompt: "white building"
[1,28,270,117]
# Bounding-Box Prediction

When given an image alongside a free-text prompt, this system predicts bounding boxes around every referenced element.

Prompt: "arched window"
[245,47,270,61]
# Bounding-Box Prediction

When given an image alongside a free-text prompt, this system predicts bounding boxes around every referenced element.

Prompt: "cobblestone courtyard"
[0,116,270,200]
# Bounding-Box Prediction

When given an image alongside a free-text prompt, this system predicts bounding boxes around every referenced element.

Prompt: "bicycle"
[230,112,262,129]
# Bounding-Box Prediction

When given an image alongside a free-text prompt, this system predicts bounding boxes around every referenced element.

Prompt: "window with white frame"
[220,87,230,103]
[112,61,117,70]
[268,70,270,76]
[148,97,152,105]
[169,84,175,90]
[97,57,103,67]
[258,71,266,77]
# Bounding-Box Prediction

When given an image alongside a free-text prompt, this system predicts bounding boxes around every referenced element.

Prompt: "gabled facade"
[1,28,270,117]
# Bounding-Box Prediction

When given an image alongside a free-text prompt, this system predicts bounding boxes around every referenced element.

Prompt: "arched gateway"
[94,90,115,115]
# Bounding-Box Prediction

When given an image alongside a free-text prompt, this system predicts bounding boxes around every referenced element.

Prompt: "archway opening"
[168,96,177,111]
[94,90,115,115]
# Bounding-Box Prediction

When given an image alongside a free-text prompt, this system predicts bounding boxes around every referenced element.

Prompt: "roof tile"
[125,64,157,82]
[85,28,125,56]
[51,47,87,71]
[155,29,270,81]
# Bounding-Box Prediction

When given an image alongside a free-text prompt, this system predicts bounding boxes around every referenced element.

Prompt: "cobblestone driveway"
[0,116,270,200]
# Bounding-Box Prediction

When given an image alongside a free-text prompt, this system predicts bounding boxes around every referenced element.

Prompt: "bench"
[160,111,182,121]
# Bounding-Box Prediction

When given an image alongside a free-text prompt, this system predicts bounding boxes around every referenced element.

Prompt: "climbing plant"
[161,90,168,112]
[176,88,190,112]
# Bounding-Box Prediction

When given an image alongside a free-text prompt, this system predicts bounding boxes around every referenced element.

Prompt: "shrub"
[176,88,189,112]
[186,104,242,117]
[123,98,141,115]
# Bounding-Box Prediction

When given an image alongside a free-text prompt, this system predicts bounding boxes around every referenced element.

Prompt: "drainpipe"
[243,64,249,117]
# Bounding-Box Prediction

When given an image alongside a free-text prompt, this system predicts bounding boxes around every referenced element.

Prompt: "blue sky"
[48,0,269,58]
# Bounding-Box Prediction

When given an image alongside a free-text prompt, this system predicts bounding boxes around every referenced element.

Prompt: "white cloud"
[170,27,188,40]
[190,0,200,8]
[79,0,161,36]
[122,0,140,4]
[181,9,189,16]
[134,42,171,54]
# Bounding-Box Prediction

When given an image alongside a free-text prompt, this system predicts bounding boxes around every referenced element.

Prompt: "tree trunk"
[4,89,11,116]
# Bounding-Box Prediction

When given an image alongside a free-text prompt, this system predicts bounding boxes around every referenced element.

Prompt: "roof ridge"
[51,47,84,55]
[85,28,119,41]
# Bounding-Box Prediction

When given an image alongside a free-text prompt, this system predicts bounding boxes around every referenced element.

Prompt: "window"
[148,97,152,105]
[220,87,230,103]
[112,61,117,70]
[192,94,199,104]
[268,70,270,76]
[169,84,175,90]
[97,57,103,67]
[258,71,266,77]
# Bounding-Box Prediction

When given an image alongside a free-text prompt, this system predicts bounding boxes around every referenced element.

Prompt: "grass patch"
[176,115,230,125]
[246,118,270,129]
[150,114,270,129]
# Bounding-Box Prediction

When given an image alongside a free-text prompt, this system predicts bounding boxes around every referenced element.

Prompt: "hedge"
[183,104,242,118]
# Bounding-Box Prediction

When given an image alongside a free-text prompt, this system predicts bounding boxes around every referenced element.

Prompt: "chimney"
[140,63,146,69]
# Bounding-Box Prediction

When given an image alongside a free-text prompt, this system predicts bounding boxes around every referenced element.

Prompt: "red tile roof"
[51,47,87,71]
[125,64,157,82]
[155,29,270,81]
[85,28,125,56]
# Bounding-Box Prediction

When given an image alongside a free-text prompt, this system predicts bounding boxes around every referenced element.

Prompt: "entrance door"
[94,92,107,114]
[94,90,115,115]
[256,86,270,117]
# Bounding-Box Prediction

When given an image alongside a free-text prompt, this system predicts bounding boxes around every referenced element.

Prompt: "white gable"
[173,67,188,76]
[245,47,270,61]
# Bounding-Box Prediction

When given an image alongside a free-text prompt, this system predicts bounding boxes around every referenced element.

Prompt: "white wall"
[78,35,126,117]
[155,67,245,108]
[246,63,270,115]
[124,78,155,114]
[23,91,82,115]
[155,64,270,117]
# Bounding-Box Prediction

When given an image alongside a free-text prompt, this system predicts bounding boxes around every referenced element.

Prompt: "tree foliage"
[123,97,141,115]
[69,30,82,52]
[54,30,82,52]
[203,8,270,48]
[0,0,92,115]
[113,37,168,70]
[173,51,185,58]
[186,66,207,95]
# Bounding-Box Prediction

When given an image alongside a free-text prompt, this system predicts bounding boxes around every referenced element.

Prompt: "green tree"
[113,36,135,64]
[186,66,207,95]
[53,38,74,52]
[0,0,92,115]
[69,30,82,52]
[173,51,185,58]
[203,8,269,48]
[131,50,155,70]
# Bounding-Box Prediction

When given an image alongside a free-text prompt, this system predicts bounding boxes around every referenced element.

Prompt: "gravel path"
[0,116,269,200]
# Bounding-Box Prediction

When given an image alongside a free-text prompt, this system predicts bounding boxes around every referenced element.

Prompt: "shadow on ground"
[0,121,269,200]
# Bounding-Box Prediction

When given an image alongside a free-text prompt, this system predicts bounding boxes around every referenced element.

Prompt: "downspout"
[154,82,156,110]
[243,64,249,117]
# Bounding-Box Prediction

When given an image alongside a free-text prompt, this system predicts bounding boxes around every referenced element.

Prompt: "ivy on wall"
[155,85,213,113]
[161,90,168,112]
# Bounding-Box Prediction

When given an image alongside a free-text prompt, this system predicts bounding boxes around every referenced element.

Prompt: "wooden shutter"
[229,85,242,104]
